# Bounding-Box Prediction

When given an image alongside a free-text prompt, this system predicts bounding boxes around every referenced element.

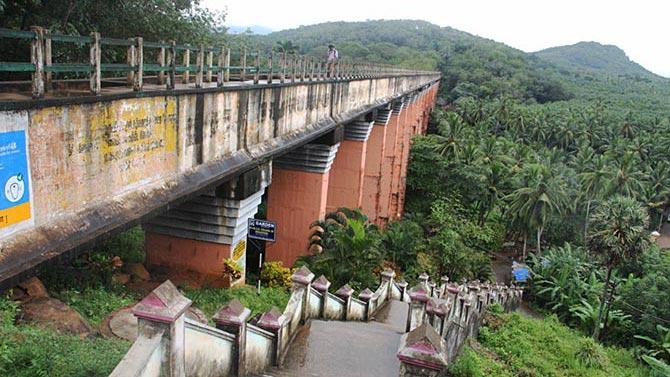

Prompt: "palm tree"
[432,112,467,161]
[275,40,298,54]
[587,196,650,340]
[506,163,569,256]
[605,151,647,197]
[578,154,610,241]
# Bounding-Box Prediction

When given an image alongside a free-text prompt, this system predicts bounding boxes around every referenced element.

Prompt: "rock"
[103,305,208,341]
[112,273,131,285]
[9,287,28,301]
[17,297,93,337]
[18,277,49,298]
[127,263,151,281]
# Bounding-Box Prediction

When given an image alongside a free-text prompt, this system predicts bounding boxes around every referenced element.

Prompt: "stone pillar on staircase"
[397,323,449,377]
[143,163,271,287]
[326,114,374,213]
[213,299,251,377]
[265,128,342,267]
[406,283,430,332]
[123,280,191,377]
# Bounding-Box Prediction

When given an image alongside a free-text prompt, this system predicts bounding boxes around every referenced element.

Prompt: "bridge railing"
[0,26,438,99]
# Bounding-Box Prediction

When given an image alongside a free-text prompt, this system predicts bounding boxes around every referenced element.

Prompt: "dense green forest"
[2,5,670,375]
[270,19,670,375]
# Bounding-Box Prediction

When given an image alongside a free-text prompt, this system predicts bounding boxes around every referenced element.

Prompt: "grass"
[53,286,137,327]
[0,297,130,377]
[183,285,290,321]
[1,227,291,376]
[449,311,651,377]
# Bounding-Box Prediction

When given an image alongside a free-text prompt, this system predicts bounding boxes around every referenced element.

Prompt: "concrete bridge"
[0,27,439,288]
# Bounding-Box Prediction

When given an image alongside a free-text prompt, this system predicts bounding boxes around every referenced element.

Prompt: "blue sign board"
[0,130,32,230]
[512,266,530,283]
[248,219,276,242]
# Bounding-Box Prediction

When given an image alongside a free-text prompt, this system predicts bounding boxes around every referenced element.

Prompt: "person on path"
[327,44,339,77]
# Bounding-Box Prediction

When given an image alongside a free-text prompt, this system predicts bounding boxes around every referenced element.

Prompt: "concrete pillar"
[144,163,271,287]
[397,324,448,377]
[397,93,420,217]
[266,130,342,267]
[406,283,430,332]
[257,307,288,366]
[335,284,354,320]
[127,280,191,377]
[361,104,391,224]
[213,299,251,377]
[378,100,403,226]
[389,95,412,220]
[312,275,331,318]
[326,116,374,213]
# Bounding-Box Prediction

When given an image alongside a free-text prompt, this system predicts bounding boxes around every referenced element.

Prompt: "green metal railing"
[0,26,437,99]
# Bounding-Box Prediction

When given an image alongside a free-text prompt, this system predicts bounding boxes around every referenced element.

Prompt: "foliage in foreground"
[449,311,650,377]
[183,285,290,320]
[0,297,129,377]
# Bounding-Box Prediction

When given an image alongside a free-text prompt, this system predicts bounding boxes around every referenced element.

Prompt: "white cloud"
[203,0,670,77]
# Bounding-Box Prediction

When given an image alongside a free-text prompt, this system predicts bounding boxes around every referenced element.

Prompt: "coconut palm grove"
[1,2,670,376]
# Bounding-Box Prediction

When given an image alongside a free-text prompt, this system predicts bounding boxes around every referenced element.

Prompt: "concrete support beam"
[143,163,271,286]
[326,116,374,213]
[361,105,391,223]
[377,100,403,226]
[266,134,342,267]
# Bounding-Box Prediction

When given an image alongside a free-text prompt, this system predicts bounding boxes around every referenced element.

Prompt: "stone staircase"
[251,300,408,377]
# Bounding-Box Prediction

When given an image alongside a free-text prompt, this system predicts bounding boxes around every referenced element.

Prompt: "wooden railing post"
[224,48,231,82]
[44,29,52,92]
[157,41,166,85]
[167,40,176,89]
[206,48,213,83]
[280,52,286,83]
[126,38,136,88]
[254,50,260,84]
[182,45,190,84]
[133,37,143,91]
[195,44,204,88]
[217,46,225,86]
[89,31,101,95]
[30,26,45,98]
[240,48,247,81]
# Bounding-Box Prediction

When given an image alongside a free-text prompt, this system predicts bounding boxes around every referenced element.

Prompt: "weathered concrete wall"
[0,73,440,287]
[184,319,235,377]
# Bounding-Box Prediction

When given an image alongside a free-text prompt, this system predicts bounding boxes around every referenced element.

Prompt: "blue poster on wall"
[0,130,32,230]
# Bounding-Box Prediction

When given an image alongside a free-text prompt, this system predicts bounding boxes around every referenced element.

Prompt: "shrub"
[575,338,607,369]
[0,296,129,377]
[183,285,289,320]
[261,261,293,289]
[54,286,136,326]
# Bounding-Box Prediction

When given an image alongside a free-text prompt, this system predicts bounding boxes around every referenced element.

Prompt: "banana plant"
[635,324,670,362]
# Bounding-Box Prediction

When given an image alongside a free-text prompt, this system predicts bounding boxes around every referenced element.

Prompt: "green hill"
[255,20,670,112]
[534,41,659,80]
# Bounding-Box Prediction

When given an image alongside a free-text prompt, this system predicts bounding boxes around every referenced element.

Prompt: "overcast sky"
[203,0,670,77]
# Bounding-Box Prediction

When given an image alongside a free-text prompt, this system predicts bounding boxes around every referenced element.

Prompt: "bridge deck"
[261,300,407,377]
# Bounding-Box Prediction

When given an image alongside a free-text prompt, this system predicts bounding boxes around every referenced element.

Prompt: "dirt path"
[657,223,670,249]
[491,252,542,319]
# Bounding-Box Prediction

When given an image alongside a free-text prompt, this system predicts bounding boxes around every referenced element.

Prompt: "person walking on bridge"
[327,44,339,77]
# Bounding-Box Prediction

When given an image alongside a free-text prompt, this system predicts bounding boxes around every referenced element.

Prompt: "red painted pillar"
[266,139,341,267]
[144,164,271,287]
[361,105,392,223]
[326,118,374,213]
[389,96,410,221]
[378,100,403,227]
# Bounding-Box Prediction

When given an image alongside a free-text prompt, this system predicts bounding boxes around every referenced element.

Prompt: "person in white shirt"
[327,44,339,77]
